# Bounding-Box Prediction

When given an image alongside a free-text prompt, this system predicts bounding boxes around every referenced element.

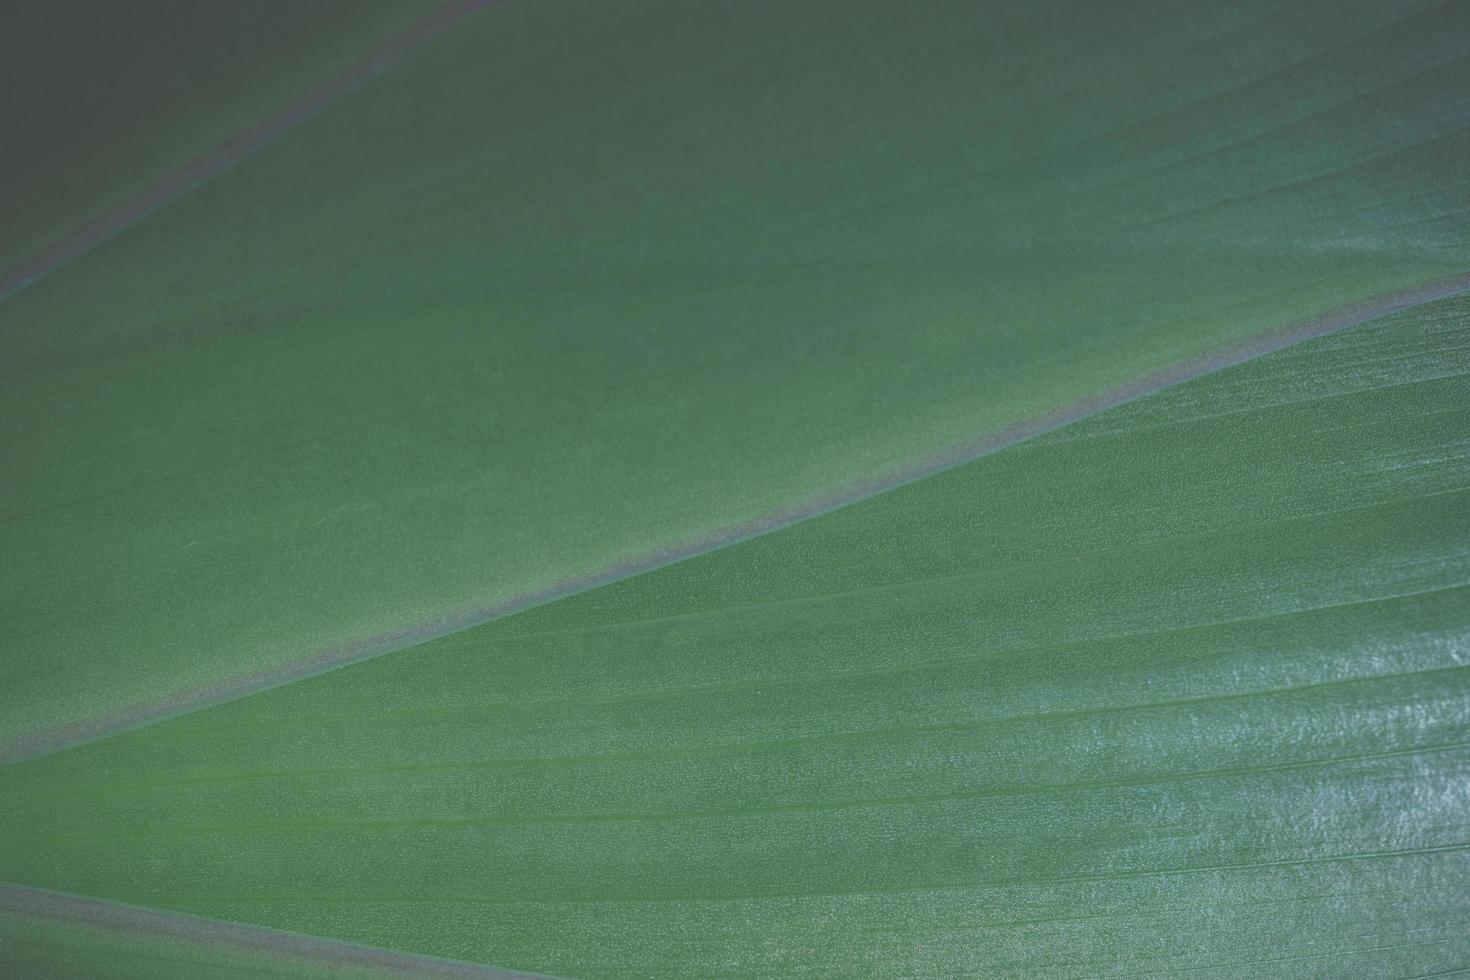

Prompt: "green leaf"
[0,0,446,280]
[3,0,1468,976]
[0,883,527,980]
[4,0,1468,755]
[3,296,1467,976]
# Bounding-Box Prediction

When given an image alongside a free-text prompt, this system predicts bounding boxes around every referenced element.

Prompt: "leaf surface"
[5,0,1470,754]
[3,295,1467,976]
[0,883,530,979]
[0,0,447,281]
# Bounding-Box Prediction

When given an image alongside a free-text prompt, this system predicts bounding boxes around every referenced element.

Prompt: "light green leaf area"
[3,293,1466,976]
[5,0,1470,749]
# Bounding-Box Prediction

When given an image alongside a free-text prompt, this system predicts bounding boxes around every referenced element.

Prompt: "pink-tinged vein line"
[0,0,500,305]
[2,269,1466,767]
[0,882,553,978]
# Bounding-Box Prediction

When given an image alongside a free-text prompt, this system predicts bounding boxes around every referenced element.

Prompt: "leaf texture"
[0,0,446,282]
[5,0,1470,755]
[0,883,531,980]
[3,294,1467,976]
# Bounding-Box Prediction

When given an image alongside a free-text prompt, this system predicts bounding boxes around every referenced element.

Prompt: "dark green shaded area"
[0,0,443,274]
[4,295,1466,976]
[4,0,1470,751]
